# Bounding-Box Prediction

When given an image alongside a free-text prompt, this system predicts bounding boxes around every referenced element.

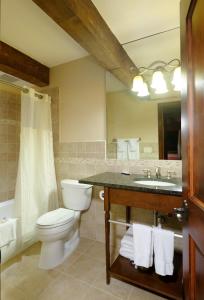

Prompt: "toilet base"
[39,229,80,270]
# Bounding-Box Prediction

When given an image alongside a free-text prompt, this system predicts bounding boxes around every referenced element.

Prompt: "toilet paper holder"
[99,190,104,201]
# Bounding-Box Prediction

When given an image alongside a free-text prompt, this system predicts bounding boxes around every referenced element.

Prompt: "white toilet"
[36,179,93,269]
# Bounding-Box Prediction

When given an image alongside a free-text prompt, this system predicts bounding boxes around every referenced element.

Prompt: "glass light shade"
[155,81,168,94]
[132,75,144,92]
[137,82,149,97]
[151,70,165,89]
[172,66,181,91]
[151,70,168,94]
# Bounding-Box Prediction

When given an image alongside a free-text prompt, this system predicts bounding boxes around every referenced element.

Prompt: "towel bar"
[108,219,183,239]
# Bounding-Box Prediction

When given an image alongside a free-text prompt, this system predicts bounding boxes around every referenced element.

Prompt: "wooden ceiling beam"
[32,0,138,88]
[0,42,49,87]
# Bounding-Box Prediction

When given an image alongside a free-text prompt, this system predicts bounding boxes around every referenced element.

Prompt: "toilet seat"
[37,208,75,229]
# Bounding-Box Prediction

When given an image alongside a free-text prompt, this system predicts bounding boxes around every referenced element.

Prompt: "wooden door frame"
[181,0,204,299]
[180,1,193,298]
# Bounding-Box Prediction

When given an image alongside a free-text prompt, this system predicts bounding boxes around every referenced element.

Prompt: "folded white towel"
[133,223,153,268]
[120,244,134,253]
[119,247,134,261]
[153,227,174,276]
[0,218,17,248]
[121,235,133,247]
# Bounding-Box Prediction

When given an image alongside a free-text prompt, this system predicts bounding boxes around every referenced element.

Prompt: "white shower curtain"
[15,88,58,246]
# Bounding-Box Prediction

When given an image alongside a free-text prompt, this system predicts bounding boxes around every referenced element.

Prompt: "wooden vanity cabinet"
[104,187,183,300]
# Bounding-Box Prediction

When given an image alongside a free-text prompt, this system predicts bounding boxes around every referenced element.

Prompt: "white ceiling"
[1,0,88,67]
[1,0,180,68]
[92,0,180,44]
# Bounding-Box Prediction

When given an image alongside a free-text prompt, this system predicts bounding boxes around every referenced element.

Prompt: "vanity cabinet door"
[181,0,204,299]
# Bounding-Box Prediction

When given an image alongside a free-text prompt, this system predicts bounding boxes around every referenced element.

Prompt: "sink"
[133,180,176,187]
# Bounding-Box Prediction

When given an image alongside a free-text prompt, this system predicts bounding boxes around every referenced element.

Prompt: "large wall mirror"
[106,28,181,160]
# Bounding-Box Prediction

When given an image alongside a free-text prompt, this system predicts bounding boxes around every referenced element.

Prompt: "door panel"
[195,245,204,300]
[191,0,204,201]
[181,0,204,299]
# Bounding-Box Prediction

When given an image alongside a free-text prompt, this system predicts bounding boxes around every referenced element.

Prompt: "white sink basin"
[133,180,176,187]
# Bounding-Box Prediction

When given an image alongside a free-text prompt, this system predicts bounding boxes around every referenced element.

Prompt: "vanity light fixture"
[131,59,181,97]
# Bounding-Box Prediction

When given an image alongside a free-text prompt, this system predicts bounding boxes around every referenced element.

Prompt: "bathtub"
[0,199,14,219]
[0,199,18,263]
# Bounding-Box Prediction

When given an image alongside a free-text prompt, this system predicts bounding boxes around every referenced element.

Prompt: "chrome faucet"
[167,170,176,179]
[155,167,161,179]
[143,169,151,178]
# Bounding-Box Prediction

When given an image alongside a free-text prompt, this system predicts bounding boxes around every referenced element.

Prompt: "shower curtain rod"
[0,79,44,99]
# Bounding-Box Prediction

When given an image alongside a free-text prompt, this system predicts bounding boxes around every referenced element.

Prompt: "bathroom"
[0,0,204,299]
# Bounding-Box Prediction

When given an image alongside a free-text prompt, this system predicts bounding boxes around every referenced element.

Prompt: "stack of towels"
[119,224,174,276]
[119,227,134,261]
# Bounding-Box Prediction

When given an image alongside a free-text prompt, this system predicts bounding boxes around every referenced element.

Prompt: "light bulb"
[151,70,165,89]
[132,75,144,92]
[155,81,168,94]
[137,82,149,97]
[151,70,168,94]
[172,66,181,91]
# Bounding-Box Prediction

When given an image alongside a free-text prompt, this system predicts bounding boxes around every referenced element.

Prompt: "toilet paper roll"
[99,190,104,201]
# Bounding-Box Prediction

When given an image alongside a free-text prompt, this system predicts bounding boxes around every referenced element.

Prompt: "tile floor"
[1,238,165,300]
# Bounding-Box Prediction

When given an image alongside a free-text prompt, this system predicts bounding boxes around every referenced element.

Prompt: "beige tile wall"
[59,141,105,159]
[0,89,20,202]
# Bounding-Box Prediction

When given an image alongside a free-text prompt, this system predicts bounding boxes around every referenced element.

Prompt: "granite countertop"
[79,172,182,196]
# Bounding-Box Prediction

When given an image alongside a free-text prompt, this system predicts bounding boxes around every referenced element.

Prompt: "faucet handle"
[167,170,176,179]
[155,166,161,178]
[143,169,151,178]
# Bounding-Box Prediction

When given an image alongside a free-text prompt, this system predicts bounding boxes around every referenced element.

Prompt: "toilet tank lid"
[61,179,92,189]
[37,208,74,226]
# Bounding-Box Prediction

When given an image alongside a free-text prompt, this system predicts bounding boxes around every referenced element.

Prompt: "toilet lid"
[37,208,75,227]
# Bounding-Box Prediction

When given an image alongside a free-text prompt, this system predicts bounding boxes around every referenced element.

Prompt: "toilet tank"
[61,179,93,211]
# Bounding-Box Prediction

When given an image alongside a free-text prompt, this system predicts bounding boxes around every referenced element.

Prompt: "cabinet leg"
[126,206,131,229]
[105,210,110,284]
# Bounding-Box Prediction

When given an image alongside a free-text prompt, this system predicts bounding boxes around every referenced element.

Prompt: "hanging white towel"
[128,138,140,160]
[0,218,17,248]
[133,223,153,268]
[153,227,174,276]
[116,139,128,160]
[126,227,133,236]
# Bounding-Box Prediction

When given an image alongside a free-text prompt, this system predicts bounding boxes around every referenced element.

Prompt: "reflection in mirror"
[106,28,181,160]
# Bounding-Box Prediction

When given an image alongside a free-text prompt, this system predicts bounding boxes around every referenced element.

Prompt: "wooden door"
[181,0,204,299]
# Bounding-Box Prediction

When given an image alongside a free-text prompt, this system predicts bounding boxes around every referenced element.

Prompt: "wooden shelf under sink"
[102,186,184,299]
[110,251,183,300]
